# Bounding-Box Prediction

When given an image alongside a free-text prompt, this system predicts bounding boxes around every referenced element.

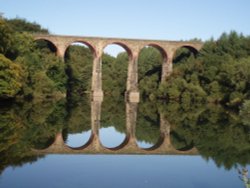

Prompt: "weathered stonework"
[33,34,203,102]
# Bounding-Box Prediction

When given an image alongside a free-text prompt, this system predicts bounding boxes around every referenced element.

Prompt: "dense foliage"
[0,54,22,98]
[6,18,49,33]
[156,32,250,110]
[0,99,66,175]
[65,44,93,101]
[102,52,128,97]
[0,17,66,101]
[160,102,250,170]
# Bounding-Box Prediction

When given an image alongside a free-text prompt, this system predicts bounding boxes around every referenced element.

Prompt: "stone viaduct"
[33,34,203,102]
[33,101,198,155]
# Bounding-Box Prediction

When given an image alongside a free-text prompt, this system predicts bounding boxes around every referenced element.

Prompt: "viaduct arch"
[34,34,203,102]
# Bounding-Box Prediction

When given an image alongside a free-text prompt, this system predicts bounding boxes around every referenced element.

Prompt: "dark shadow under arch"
[102,134,130,151]
[182,45,199,55]
[173,45,199,64]
[139,133,165,151]
[65,132,94,150]
[34,39,58,54]
[170,131,195,151]
[31,135,55,150]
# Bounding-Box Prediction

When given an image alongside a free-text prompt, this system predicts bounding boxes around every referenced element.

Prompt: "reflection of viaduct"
[34,34,203,102]
[34,101,198,155]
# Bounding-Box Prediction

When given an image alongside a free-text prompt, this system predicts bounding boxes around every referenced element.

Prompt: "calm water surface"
[1,155,244,188]
[0,98,249,188]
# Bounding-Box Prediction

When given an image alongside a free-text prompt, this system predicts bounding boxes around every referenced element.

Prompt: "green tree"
[0,19,14,56]
[240,100,250,126]
[0,54,23,98]
[65,45,93,100]
[6,18,49,34]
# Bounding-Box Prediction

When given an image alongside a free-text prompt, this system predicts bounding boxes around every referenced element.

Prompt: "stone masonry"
[33,34,203,102]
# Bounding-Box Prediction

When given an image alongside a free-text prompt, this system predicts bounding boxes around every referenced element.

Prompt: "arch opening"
[100,98,127,149]
[64,42,94,100]
[102,43,130,98]
[147,44,168,61]
[111,42,133,60]
[30,39,68,100]
[63,99,92,149]
[138,45,166,99]
[63,130,92,149]
[136,102,161,149]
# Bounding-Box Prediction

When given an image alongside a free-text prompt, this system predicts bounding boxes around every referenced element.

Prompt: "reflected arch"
[135,124,162,150]
[62,129,92,150]
[102,133,130,151]
[31,134,55,150]
[135,103,162,150]
[139,133,165,151]
[170,131,195,152]
[99,98,127,149]
[62,98,92,149]
[99,126,127,150]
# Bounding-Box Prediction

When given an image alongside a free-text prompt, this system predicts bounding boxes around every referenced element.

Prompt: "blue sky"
[1,0,250,40]
[1,0,250,55]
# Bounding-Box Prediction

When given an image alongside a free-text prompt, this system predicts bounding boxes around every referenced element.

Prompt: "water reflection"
[238,167,250,188]
[65,130,91,148]
[32,135,55,150]
[2,155,245,188]
[0,97,250,175]
[136,102,161,149]
[26,100,193,155]
[100,98,126,148]
[62,99,92,148]
[99,127,126,148]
